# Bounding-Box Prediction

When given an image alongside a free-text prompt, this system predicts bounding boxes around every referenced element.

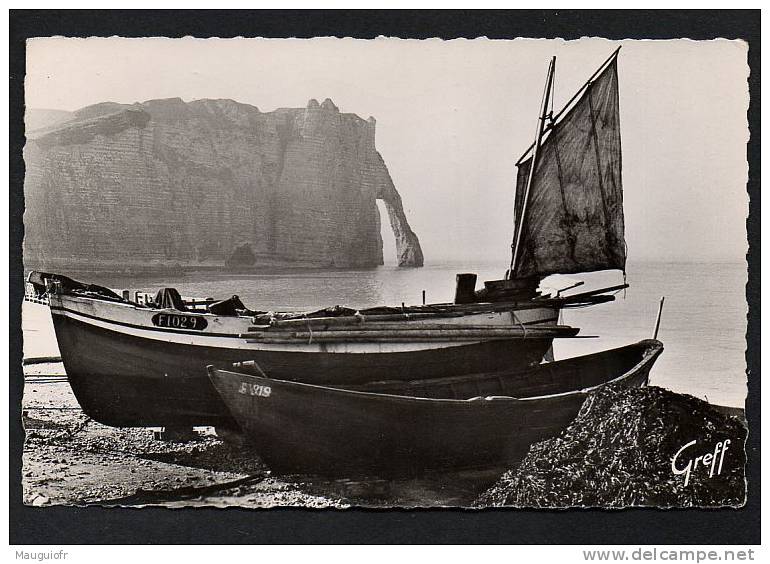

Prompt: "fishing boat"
[30,270,588,428]
[26,48,629,429]
[207,340,663,477]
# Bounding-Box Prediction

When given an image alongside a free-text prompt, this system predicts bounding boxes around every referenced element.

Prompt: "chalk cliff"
[23,98,423,272]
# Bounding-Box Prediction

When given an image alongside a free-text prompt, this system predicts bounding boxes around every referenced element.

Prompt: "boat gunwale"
[51,289,563,319]
[48,292,569,342]
[209,339,663,406]
[50,302,570,345]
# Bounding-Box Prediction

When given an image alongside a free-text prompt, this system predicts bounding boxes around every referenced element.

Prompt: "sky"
[25,37,749,264]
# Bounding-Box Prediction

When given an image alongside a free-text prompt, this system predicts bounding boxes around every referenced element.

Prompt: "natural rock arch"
[372,152,424,267]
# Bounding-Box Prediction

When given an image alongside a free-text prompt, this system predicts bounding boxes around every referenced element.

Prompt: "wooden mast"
[508,56,556,280]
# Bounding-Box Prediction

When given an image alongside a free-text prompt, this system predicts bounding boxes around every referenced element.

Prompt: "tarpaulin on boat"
[154,288,188,311]
[513,54,626,279]
[208,295,248,316]
[27,271,124,302]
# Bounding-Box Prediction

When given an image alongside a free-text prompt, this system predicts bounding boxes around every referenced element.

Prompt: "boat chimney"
[454,273,478,304]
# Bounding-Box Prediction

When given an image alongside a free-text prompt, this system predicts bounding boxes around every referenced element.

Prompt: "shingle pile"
[476,385,747,508]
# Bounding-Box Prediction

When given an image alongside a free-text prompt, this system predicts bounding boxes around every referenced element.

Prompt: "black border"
[9,10,760,545]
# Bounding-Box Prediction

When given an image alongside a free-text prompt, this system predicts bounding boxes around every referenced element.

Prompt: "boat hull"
[50,295,559,428]
[209,340,663,477]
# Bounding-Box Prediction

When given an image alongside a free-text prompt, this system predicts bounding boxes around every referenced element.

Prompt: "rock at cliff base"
[475,385,746,508]
[225,242,257,268]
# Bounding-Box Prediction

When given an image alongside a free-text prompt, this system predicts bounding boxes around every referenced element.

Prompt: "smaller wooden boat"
[208,339,663,478]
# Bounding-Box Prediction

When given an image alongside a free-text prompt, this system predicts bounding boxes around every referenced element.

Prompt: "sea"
[24,260,749,408]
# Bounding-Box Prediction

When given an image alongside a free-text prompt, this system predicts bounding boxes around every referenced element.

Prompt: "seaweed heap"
[476,386,746,508]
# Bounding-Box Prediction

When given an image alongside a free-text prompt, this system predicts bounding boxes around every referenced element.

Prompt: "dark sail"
[513,55,626,279]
